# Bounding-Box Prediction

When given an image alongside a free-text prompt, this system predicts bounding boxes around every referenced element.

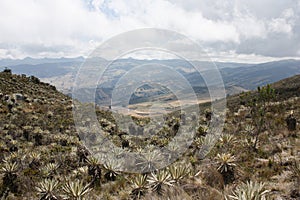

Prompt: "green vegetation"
[240,85,275,149]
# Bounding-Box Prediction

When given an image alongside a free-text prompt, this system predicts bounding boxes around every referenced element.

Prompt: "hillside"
[0,70,299,199]
[227,74,300,111]
[272,74,300,100]
[221,59,300,90]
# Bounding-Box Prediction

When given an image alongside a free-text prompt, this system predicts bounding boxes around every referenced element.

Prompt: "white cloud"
[208,50,300,63]
[101,0,240,43]
[0,0,116,58]
[0,0,299,61]
[269,18,293,34]
[233,12,267,40]
[268,8,295,35]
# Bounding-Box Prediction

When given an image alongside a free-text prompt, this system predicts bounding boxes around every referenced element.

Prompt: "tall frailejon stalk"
[241,84,275,150]
[103,158,121,181]
[216,153,236,184]
[86,156,102,186]
[0,159,19,194]
[130,174,148,199]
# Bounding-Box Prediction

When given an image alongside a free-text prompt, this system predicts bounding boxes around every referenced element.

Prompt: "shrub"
[241,85,275,149]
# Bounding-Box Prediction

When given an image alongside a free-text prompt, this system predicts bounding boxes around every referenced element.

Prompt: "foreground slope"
[0,70,299,199]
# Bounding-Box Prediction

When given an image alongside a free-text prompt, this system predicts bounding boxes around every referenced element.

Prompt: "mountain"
[221,59,300,89]
[82,59,300,106]
[0,58,299,105]
[272,73,300,100]
[0,57,84,66]
[0,57,253,81]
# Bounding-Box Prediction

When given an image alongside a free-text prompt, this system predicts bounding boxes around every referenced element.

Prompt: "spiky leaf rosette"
[168,163,190,183]
[36,179,59,200]
[62,179,92,200]
[228,181,270,200]
[130,174,148,199]
[103,158,121,181]
[216,153,236,173]
[147,170,174,195]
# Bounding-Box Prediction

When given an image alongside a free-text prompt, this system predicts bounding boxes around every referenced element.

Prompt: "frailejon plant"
[1,160,18,181]
[62,179,92,200]
[86,156,101,185]
[167,163,190,183]
[0,159,19,192]
[193,136,205,149]
[227,181,270,200]
[219,134,237,147]
[147,169,174,195]
[28,152,41,169]
[73,166,89,178]
[41,163,59,178]
[103,158,121,181]
[241,85,275,149]
[290,160,300,184]
[243,125,256,147]
[216,153,236,184]
[36,179,60,200]
[130,174,148,199]
[216,153,236,173]
[136,149,163,172]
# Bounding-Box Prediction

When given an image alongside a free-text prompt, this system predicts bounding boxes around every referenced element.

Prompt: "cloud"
[0,0,299,62]
[268,9,295,35]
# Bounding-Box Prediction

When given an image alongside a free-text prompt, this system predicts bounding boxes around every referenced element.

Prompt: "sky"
[0,0,300,63]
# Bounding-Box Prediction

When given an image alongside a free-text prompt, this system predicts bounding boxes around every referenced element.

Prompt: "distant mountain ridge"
[221,59,300,89]
[0,58,299,104]
[0,56,85,66]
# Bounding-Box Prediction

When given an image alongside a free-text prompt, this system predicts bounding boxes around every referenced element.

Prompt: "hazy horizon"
[1,55,300,65]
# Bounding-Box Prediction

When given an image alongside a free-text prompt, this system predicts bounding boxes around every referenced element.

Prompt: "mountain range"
[0,58,299,106]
